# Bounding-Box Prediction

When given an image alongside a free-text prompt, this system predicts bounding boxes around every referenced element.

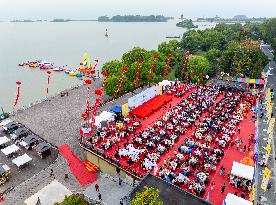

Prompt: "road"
[255,44,276,205]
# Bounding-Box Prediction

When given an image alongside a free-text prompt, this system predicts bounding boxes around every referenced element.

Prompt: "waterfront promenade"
[2,78,147,204]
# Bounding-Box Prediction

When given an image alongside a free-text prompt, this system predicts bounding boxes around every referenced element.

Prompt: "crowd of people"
[80,82,256,197]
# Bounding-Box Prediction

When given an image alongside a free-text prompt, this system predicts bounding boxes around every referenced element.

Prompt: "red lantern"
[168,53,172,58]
[163,54,172,78]
[154,54,159,59]
[47,71,51,75]
[95,89,102,96]
[138,59,143,64]
[85,79,92,84]
[103,72,109,77]
[123,66,128,72]
[13,81,22,107]
[16,81,21,85]
[95,98,101,104]
[82,113,88,119]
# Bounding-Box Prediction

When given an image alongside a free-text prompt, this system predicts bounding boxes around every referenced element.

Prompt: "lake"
[0,20,216,112]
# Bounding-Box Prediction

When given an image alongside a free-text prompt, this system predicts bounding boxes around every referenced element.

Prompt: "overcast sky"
[0,0,275,20]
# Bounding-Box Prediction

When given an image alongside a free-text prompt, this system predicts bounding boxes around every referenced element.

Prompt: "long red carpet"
[130,95,172,118]
[58,144,97,186]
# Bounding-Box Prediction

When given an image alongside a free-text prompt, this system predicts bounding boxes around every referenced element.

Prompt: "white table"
[0,136,10,146]
[12,153,32,168]
[1,144,19,156]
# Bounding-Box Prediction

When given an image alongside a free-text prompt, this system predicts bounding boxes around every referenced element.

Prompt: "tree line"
[102,20,275,97]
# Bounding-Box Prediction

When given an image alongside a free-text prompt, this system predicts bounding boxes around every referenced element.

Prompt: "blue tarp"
[110,105,122,113]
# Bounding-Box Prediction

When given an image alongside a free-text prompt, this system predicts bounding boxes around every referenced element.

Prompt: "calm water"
[0,20,216,112]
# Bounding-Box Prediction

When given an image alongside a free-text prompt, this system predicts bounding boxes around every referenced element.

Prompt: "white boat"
[53,67,64,71]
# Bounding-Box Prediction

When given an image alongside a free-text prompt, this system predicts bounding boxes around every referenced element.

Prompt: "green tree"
[186,55,210,83]
[54,194,89,205]
[180,30,203,53]
[131,187,163,205]
[101,60,125,76]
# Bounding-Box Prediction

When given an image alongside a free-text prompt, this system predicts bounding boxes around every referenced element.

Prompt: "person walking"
[95,184,99,192]
[98,192,102,201]
[221,183,226,193]
[119,177,122,186]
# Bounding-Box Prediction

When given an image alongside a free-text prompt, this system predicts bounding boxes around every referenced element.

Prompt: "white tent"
[158,80,173,87]
[93,111,115,128]
[24,180,72,205]
[12,153,32,167]
[231,161,254,180]
[0,118,12,127]
[224,193,253,205]
[1,144,19,156]
[0,136,10,146]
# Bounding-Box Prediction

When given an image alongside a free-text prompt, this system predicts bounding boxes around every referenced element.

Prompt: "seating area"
[0,119,53,186]
[80,82,257,205]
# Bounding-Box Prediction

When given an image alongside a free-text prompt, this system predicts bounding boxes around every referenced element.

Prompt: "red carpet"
[130,95,172,118]
[58,144,97,186]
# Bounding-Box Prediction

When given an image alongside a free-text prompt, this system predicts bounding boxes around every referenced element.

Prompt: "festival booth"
[109,106,122,114]
[20,134,39,150]
[1,144,20,157]
[94,111,116,128]
[36,142,51,159]
[12,153,32,168]
[224,193,253,205]
[10,127,29,140]
[231,162,254,180]
[0,164,11,186]
[236,78,265,86]
[0,136,10,148]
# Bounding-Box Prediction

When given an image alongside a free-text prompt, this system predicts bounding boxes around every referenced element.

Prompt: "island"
[176,19,198,29]
[51,19,71,22]
[98,15,173,22]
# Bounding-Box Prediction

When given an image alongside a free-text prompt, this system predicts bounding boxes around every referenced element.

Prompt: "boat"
[166,35,181,39]
[64,69,71,74]
[53,67,64,71]
[76,72,83,78]
[105,29,109,37]
[69,70,78,76]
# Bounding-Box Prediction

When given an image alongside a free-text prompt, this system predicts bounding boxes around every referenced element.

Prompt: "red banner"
[135,60,143,87]
[114,67,128,98]
[182,51,191,77]
[89,72,109,134]
[46,71,51,94]
[163,54,172,78]
[13,81,21,107]
[149,54,158,80]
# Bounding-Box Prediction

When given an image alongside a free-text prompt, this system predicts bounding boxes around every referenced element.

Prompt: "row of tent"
[236,78,265,85]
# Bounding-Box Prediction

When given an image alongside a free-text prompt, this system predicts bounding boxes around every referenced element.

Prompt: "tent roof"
[129,174,212,205]
[14,127,28,135]
[36,142,51,153]
[109,105,122,113]
[231,161,254,180]
[24,134,39,145]
[224,193,253,205]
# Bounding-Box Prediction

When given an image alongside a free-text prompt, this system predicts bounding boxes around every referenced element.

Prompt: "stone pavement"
[255,45,276,205]
[3,156,88,205]
[83,173,134,205]
[3,77,149,204]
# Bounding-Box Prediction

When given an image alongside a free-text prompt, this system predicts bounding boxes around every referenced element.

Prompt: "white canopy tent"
[0,136,10,146]
[231,161,254,180]
[158,80,174,87]
[1,144,19,156]
[224,193,253,205]
[93,111,115,128]
[0,118,12,127]
[12,153,32,167]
